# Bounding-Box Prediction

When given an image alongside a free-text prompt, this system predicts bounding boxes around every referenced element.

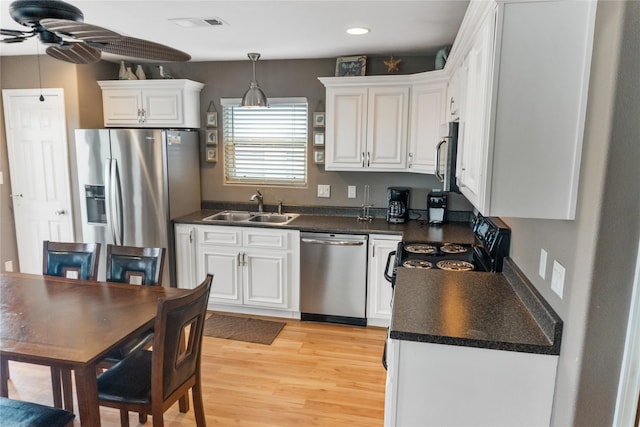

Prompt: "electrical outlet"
[551,260,565,299]
[348,185,356,198]
[317,184,331,198]
[0,171,3,185]
[539,248,548,279]
[4,260,13,272]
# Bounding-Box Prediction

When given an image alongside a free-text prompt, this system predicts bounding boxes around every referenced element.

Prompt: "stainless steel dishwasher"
[300,232,368,326]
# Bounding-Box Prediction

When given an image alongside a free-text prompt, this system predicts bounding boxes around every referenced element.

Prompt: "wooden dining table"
[0,272,187,426]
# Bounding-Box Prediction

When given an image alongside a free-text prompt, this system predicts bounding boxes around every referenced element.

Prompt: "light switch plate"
[317,184,331,198]
[551,260,565,299]
[0,171,3,185]
[4,260,13,272]
[539,248,547,279]
[348,185,356,199]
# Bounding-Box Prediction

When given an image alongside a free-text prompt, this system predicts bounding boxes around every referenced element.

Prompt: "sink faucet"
[250,189,264,213]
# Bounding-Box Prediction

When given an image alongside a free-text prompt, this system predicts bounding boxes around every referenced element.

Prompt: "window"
[221,98,308,185]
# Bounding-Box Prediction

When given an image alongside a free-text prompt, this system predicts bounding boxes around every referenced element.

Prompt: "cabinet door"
[244,250,289,309]
[102,89,142,126]
[198,245,242,305]
[457,11,494,210]
[367,235,401,327]
[407,82,446,173]
[141,88,183,126]
[174,224,196,289]
[367,86,409,170]
[325,87,367,170]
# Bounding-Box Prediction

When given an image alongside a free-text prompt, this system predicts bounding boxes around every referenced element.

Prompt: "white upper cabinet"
[446,0,596,219]
[319,76,410,171]
[407,72,448,174]
[98,79,204,128]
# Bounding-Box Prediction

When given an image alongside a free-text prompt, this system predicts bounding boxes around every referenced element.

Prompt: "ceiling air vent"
[169,18,226,28]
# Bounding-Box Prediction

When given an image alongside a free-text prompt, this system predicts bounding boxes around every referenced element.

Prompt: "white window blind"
[221,97,308,185]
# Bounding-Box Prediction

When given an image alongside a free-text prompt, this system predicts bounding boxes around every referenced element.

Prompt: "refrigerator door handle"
[105,159,117,245]
[113,160,124,245]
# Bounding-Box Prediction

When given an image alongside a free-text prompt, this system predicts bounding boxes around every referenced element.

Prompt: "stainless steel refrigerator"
[74,129,201,286]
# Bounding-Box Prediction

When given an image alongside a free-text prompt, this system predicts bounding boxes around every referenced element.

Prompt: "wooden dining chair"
[0,397,75,427]
[106,244,165,286]
[97,274,213,427]
[43,240,101,281]
[99,245,166,368]
[40,240,101,411]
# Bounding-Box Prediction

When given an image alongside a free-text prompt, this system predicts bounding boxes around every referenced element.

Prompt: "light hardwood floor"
[5,314,388,426]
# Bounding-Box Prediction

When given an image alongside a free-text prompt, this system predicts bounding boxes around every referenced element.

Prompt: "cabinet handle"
[361,151,365,168]
[189,229,193,244]
[237,252,242,266]
[242,252,247,266]
[450,97,455,115]
[141,108,146,123]
[408,153,413,168]
[137,108,143,123]
[367,151,371,167]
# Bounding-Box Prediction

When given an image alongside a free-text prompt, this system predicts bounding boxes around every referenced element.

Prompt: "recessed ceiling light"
[346,27,369,35]
[170,17,225,28]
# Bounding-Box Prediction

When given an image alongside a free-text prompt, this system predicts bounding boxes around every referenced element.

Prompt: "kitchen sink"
[203,211,255,222]
[202,211,299,225]
[247,213,299,224]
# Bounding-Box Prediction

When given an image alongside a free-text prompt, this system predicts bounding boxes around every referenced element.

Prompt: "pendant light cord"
[36,42,44,102]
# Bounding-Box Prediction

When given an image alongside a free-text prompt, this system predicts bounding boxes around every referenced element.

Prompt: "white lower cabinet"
[384,339,558,427]
[174,223,196,289]
[176,224,300,317]
[367,235,401,327]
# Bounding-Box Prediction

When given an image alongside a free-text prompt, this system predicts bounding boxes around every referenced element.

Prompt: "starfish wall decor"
[384,55,402,73]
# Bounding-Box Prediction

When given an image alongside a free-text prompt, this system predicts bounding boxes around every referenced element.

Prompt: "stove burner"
[403,259,433,269]
[436,260,475,271]
[440,244,468,254]
[405,244,438,254]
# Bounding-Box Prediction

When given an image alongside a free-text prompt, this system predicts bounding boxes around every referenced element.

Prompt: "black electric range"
[384,214,511,287]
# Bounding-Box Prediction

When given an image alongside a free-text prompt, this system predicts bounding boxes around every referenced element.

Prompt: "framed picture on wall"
[335,55,367,76]
[313,150,325,164]
[206,111,218,128]
[313,112,325,127]
[313,131,324,146]
[206,130,217,144]
[205,146,217,163]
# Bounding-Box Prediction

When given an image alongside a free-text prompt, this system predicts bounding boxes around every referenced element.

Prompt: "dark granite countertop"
[173,209,476,243]
[390,258,562,355]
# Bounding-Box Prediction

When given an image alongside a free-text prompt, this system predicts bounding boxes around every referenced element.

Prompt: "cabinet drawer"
[196,226,242,246]
[243,229,291,250]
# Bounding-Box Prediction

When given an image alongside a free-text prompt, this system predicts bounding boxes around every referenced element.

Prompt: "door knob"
[9,193,23,198]
[54,209,67,216]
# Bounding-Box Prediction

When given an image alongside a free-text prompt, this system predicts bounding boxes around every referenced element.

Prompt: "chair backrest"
[106,244,165,286]
[152,275,212,402]
[43,240,101,281]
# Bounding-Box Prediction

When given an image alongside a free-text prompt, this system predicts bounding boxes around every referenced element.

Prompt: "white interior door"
[2,89,74,273]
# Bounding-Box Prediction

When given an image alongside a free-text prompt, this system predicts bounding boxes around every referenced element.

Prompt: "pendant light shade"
[241,53,268,108]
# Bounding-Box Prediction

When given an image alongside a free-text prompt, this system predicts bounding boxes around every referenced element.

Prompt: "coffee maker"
[427,191,448,224]
[386,187,410,224]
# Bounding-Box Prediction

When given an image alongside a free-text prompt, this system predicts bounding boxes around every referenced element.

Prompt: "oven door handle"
[384,250,396,283]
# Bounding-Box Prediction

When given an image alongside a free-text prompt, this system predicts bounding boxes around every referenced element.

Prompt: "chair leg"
[119,409,130,427]
[178,392,189,413]
[138,412,148,424]
[61,368,74,411]
[50,367,63,408]
[192,382,206,426]
[0,357,9,397]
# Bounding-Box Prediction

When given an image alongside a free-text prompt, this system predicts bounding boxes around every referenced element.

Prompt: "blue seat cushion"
[0,397,75,427]
[97,350,152,405]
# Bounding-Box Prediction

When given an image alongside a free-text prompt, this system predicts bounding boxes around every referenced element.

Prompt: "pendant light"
[241,53,268,108]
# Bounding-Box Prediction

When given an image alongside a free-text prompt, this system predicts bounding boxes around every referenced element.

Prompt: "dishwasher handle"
[301,237,365,246]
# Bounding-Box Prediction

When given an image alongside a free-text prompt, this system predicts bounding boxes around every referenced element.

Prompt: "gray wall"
[501,2,639,425]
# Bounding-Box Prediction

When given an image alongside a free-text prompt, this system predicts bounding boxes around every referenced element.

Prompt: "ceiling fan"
[0,0,191,64]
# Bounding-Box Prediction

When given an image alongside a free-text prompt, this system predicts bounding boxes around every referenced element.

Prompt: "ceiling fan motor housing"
[9,0,84,27]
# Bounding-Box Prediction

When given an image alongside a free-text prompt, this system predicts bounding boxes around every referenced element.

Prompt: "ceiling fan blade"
[1,28,31,37]
[92,36,191,62]
[46,43,101,64]
[40,18,121,43]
